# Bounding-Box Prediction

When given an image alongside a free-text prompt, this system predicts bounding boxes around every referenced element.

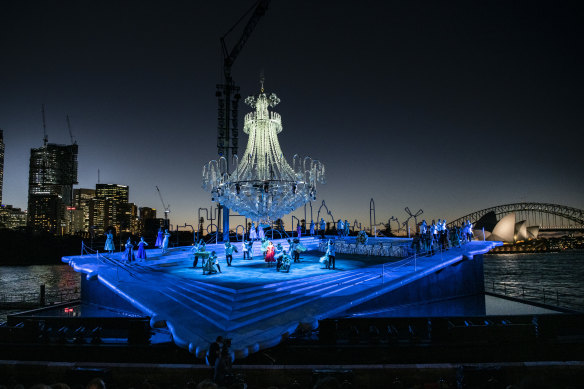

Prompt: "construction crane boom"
[216,0,270,243]
[156,186,170,220]
[41,104,48,146]
[66,114,76,145]
[221,0,271,80]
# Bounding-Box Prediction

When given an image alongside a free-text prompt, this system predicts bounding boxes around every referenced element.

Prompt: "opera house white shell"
[485,213,540,243]
[487,213,516,242]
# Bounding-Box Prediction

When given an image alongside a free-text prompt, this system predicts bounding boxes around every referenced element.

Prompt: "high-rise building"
[139,206,159,236]
[94,184,129,234]
[27,143,78,234]
[73,188,96,233]
[0,129,4,205]
[139,207,157,220]
[0,204,27,229]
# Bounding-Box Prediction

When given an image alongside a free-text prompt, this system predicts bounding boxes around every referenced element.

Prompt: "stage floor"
[63,238,501,359]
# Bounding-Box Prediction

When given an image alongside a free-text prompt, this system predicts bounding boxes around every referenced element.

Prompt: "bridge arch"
[448,202,584,229]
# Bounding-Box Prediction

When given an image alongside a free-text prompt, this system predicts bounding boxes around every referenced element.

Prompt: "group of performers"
[103,227,171,263]
[415,219,474,254]
[121,237,149,261]
[191,240,221,274]
[336,219,351,237]
[190,236,309,274]
[248,221,266,241]
[155,228,172,254]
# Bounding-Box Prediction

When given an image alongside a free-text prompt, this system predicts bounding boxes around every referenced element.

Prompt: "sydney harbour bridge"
[448,202,584,232]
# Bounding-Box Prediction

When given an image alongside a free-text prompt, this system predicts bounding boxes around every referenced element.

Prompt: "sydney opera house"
[475,212,539,242]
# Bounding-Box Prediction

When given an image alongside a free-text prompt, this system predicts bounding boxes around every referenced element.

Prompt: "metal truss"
[448,202,584,228]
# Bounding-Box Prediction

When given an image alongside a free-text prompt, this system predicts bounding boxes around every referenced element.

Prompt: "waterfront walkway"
[62,238,501,359]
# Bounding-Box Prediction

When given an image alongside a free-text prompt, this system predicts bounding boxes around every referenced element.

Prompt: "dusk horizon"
[1,0,582,230]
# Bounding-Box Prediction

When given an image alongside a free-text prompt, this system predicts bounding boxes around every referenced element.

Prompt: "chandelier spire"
[202,79,326,223]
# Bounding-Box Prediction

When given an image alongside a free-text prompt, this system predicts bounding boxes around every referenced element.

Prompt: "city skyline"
[1,1,583,231]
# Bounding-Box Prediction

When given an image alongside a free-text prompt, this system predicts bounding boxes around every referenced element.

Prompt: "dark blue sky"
[1,0,583,230]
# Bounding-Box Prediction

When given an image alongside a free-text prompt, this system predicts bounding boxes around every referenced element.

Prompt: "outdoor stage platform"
[62,237,502,359]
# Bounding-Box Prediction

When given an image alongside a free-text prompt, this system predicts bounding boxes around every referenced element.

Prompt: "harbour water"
[1,251,583,320]
[483,250,584,310]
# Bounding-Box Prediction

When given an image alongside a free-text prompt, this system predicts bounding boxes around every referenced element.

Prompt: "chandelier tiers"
[202,84,325,224]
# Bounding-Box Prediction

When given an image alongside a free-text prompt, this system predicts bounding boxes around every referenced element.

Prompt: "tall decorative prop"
[203,79,325,224]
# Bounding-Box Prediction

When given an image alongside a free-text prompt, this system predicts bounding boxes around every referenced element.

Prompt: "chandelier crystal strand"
[202,84,325,224]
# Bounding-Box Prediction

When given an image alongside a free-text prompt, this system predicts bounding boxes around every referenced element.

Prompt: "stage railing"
[485,280,584,312]
[80,242,143,281]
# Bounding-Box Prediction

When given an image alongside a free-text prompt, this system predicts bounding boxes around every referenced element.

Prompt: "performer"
[192,240,206,267]
[419,220,428,252]
[265,241,275,264]
[344,220,350,237]
[258,224,265,240]
[279,251,292,272]
[287,239,297,262]
[297,222,302,238]
[136,237,148,260]
[155,227,164,247]
[161,229,171,254]
[466,220,474,241]
[224,241,238,266]
[319,218,326,238]
[123,238,134,262]
[204,251,221,274]
[249,222,257,241]
[275,242,284,260]
[260,238,269,259]
[309,220,315,236]
[326,239,336,269]
[104,230,115,254]
[337,220,344,237]
[242,240,253,260]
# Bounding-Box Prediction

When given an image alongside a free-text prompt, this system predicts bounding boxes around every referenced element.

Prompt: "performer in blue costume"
[155,228,164,247]
[249,222,257,241]
[325,239,336,269]
[309,220,315,236]
[192,240,207,268]
[243,240,253,260]
[161,229,171,254]
[258,224,265,240]
[104,231,115,253]
[123,238,134,262]
[319,218,326,238]
[136,237,148,260]
[224,241,238,266]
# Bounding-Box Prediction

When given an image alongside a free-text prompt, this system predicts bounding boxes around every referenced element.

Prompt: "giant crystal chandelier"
[202,82,325,223]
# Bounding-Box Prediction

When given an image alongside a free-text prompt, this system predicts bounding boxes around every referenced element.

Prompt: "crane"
[66,114,77,145]
[216,0,271,242]
[41,104,48,146]
[156,186,170,227]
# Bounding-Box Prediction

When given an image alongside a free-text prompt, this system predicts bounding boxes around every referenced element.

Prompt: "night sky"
[1,1,583,230]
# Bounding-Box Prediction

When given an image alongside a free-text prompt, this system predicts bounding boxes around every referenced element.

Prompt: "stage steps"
[160,264,381,332]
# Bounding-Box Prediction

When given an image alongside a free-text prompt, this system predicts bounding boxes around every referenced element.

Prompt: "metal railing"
[0,287,80,309]
[485,280,584,311]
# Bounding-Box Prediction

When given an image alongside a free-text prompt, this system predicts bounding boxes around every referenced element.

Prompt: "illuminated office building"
[73,188,96,233]
[94,184,130,234]
[27,143,78,234]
